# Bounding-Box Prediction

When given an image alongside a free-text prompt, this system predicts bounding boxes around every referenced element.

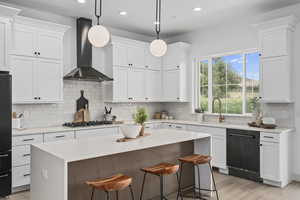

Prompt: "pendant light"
[88,0,110,47]
[150,0,167,57]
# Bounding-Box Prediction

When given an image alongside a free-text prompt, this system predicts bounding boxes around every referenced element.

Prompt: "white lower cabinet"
[187,125,227,170]
[44,131,75,142]
[12,146,31,167]
[260,141,280,182]
[12,165,31,188]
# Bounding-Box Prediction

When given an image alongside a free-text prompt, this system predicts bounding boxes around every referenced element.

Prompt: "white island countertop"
[32,129,211,163]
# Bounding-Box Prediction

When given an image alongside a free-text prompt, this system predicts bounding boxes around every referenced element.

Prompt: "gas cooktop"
[63,121,113,127]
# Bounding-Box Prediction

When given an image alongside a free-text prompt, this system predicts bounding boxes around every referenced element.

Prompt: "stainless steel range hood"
[64,18,113,82]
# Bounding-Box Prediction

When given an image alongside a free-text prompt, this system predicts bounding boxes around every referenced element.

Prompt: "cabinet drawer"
[12,165,30,188]
[76,127,118,139]
[187,125,226,136]
[164,123,186,130]
[12,146,30,167]
[12,134,43,146]
[261,132,279,143]
[44,131,75,143]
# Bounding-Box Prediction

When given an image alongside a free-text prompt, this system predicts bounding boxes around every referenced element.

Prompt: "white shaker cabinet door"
[145,49,161,70]
[146,70,162,101]
[12,25,36,57]
[260,56,292,102]
[113,66,128,101]
[37,32,62,60]
[128,68,146,101]
[211,135,227,169]
[260,141,280,182]
[127,45,145,68]
[10,56,35,103]
[163,69,180,101]
[113,44,128,67]
[35,59,63,102]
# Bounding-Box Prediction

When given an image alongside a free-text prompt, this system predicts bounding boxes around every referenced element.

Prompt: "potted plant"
[134,107,148,136]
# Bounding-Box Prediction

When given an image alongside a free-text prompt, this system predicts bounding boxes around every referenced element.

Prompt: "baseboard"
[292,173,300,182]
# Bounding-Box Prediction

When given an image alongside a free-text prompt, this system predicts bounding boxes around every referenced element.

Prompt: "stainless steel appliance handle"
[229,133,255,139]
[0,154,9,158]
[0,174,9,178]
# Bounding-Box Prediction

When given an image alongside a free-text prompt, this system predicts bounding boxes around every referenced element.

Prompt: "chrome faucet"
[212,97,225,123]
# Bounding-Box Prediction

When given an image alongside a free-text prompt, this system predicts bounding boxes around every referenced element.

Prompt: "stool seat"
[141,162,179,175]
[178,154,211,165]
[86,174,132,192]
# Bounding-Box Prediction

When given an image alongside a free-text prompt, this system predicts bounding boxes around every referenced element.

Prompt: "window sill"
[193,112,253,118]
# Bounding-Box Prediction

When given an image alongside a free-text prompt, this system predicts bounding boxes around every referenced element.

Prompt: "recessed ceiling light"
[193,7,202,12]
[119,11,127,16]
[77,0,86,4]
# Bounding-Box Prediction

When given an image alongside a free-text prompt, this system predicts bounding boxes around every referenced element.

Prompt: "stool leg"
[129,184,135,200]
[160,175,164,200]
[176,162,183,200]
[90,188,95,200]
[209,163,219,200]
[139,172,147,200]
[106,191,110,200]
[196,164,202,199]
[116,191,119,200]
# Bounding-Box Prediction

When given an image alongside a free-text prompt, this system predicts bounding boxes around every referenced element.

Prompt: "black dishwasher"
[227,129,261,182]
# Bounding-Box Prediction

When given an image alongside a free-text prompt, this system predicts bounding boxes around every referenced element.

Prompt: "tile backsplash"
[12,81,163,128]
[13,81,294,129]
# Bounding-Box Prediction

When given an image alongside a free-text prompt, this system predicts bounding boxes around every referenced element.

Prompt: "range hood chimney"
[64,18,113,82]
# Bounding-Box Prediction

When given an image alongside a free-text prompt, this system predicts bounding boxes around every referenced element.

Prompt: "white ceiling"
[2,0,300,37]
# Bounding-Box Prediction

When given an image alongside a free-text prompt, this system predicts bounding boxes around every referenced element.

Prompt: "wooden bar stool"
[140,162,179,200]
[177,155,219,200]
[86,173,135,200]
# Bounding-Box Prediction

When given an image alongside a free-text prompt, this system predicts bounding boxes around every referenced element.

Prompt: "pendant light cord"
[95,0,102,25]
[155,0,161,39]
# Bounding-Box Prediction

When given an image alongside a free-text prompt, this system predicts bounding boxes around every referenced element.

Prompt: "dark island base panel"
[68,141,194,200]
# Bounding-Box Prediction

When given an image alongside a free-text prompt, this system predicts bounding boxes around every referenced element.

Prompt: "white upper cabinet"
[127,45,145,68]
[10,16,70,104]
[145,48,162,70]
[162,42,190,102]
[257,16,297,103]
[128,68,146,101]
[111,36,146,68]
[113,66,128,101]
[104,36,189,102]
[163,69,180,101]
[34,59,63,102]
[10,56,35,103]
[37,32,62,60]
[146,70,162,101]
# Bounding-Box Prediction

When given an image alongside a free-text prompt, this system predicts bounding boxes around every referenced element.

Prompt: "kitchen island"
[31,129,211,200]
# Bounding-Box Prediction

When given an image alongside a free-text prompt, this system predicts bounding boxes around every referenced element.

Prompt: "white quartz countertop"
[13,119,294,136]
[32,129,210,163]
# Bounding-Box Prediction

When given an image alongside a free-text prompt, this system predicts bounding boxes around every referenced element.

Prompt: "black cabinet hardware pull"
[176,126,182,129]
[55,135,65,138]
[23,174,30,177]
[0,154,9,158]
[0,174,9,178]
[23,154,31,157]
[23,138,34,142]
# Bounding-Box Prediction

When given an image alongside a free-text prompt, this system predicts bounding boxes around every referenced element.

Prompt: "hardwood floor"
[3,172,300,200]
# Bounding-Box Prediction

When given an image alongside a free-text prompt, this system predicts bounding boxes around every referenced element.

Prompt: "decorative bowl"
[120,125,141,139]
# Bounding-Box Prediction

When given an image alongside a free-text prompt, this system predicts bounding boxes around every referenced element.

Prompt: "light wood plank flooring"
[2,172,300,200]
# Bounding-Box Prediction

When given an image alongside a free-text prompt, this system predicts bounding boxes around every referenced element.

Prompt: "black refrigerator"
[0,71,12,197]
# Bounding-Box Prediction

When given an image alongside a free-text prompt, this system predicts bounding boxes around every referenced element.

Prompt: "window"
[195,50,260,115]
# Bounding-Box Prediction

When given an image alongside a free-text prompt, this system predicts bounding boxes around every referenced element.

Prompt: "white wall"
[167,3,300,179]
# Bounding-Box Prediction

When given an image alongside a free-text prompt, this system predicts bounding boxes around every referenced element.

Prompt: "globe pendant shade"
[150,39,167,57]
[88,25,110,48]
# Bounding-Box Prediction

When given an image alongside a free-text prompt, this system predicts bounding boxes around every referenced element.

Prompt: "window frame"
[193,48,259,116]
